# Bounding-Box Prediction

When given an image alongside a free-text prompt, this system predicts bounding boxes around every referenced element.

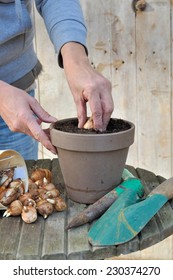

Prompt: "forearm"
[0,80,8,88]
[61,42,89,69]
[0,80,10,102]
[35,0,87,67]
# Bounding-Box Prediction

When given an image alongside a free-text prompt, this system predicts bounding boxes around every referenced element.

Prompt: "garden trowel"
[66,169,144,229]
[88,177,173,246]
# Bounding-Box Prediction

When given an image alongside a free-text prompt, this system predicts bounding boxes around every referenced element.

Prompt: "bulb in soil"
[83,117,94,130]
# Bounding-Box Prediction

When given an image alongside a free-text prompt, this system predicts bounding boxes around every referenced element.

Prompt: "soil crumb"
[54,118,131,134]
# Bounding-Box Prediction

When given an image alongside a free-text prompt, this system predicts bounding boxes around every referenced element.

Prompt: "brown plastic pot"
[50,118,135,204]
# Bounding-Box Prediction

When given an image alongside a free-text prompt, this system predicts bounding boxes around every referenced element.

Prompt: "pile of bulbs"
[0,167,66,223]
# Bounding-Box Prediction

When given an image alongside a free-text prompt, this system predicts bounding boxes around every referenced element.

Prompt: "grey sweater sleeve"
[35,0,88,67]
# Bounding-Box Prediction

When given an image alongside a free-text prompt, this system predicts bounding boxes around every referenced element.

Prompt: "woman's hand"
[0,81,57,154]
[61,42,114,131]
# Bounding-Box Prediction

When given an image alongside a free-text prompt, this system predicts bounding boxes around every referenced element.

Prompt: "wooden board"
[1,159,173,259]
[135,0,172,177]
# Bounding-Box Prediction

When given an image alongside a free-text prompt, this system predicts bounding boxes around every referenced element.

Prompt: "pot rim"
[50,117,135,136]
[50,117,135,152]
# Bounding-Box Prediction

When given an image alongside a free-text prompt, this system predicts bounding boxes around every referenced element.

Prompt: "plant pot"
[50,118,135,204]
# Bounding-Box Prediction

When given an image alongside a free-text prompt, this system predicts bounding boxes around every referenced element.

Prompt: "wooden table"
[0,158,173,260]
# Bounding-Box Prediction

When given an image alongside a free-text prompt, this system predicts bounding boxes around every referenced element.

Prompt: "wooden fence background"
[33,0,173,259]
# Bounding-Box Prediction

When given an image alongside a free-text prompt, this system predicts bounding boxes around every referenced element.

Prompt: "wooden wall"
[34,0,173,259]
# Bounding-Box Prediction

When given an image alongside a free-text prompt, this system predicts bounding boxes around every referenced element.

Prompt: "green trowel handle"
[150,177,173,199]
[115,178,144,198]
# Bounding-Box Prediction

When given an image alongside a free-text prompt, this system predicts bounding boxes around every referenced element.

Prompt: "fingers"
[29,96,57,123]
[75,98,87,128]
[88,95,114,131]
[77,93,114,131]
[98,79,114,130]
[100,93,114,131]
[26,116,57,154]
[27,97,57,154]
[87,92,103,131]
[0,83,57,154]
[82,82,114,131]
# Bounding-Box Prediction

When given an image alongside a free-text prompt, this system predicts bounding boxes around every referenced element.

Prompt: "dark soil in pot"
[54,118,131,134]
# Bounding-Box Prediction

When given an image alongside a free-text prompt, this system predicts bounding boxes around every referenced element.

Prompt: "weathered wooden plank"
[33,159,52,170]
[136,168,160,194]
[156,175,173,240]
[136,0,172,179]
[40,158,67,259]
[24,158,67,259]
[155,202,173,241]
[135,168,161,249]
[0,217,21,259]
[16,216,43,260]
[136,167,173,248]
[42,211,66,260]
[91,245,118,260]
[139,218,160,250]
[67,199,91,259]
[116,236,140,256]
[25,160,36,177]
[125,165,139,178]
[51,158,65,194]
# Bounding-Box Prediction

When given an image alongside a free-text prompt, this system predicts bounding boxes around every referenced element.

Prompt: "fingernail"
[95,127,103,132]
